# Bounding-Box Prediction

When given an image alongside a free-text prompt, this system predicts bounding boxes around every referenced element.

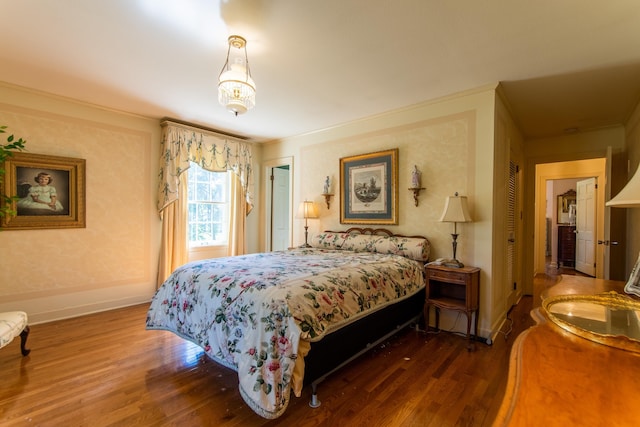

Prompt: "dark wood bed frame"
[302,227,428,408]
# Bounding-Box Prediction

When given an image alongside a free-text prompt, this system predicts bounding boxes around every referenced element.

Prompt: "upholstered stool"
[0,311,31,356]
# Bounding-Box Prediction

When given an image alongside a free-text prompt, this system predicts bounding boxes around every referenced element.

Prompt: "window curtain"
[156,121,253,286]
[156,172,188,285]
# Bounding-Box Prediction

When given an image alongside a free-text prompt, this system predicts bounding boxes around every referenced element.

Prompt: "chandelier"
[218,35,256,116]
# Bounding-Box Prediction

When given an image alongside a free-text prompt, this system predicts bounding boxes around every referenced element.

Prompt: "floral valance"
[157,121,253,214]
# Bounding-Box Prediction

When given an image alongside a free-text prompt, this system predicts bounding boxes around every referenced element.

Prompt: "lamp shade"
[439,193,473,223]
[218,68,256,115]
[606,166,640,208]
[297,201,319,219]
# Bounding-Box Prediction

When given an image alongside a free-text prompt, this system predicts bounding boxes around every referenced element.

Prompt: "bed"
[146,228,430,419]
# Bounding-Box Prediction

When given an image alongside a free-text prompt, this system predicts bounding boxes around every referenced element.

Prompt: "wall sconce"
[439,192,473,267]
[322,175,334,209]
[408,165,425,206]
[296,200,319,247]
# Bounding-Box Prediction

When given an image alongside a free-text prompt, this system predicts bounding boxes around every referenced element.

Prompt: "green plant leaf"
[0,125,27,223]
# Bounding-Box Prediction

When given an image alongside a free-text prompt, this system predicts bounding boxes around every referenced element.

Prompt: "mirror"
[543,292,640,353]
[557,189,576,224]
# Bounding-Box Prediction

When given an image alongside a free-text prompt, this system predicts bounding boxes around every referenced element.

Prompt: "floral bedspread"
[146,248,425,419]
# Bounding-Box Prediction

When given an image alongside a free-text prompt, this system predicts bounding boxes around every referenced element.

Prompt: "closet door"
[506,160,519,307]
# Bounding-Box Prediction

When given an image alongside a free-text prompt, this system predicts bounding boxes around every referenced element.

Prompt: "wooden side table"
[424,264,480,350]
[494,275,640,427]
[557,225,576,267]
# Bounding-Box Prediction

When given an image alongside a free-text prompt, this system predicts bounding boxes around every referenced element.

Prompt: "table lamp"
[297,200,319,248]
[439,192,473,267]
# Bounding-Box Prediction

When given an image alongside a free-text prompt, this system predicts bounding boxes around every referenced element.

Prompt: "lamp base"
[300,225,312,248]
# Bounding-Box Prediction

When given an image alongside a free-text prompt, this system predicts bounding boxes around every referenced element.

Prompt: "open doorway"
[535,159,607,279]
[545,178,595,276]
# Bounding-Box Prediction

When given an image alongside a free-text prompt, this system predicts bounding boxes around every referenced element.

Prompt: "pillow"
[340,234,430,262]
[310,232,349,249]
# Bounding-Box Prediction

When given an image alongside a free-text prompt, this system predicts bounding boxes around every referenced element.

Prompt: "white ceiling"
[2,0,640,142]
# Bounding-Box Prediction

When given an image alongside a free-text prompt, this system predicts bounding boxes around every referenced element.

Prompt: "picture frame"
[557,189,576,224]
[624,251,640,297]
[1,152,86,230]
[340,148,398,224]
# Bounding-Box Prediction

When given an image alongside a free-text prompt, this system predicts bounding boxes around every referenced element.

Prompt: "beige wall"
[262,86,504,339]
[0,83,262,324]
[0,83,162,323]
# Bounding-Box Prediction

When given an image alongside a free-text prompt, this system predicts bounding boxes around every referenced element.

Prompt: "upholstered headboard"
[310,227,430,262]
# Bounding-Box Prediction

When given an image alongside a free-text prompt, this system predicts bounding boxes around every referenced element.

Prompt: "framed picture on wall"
[557,189,576,224]
[340,148,398,224]
[1,152,86,230]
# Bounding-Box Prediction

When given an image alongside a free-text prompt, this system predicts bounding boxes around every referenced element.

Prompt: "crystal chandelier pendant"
[218,35,256,116]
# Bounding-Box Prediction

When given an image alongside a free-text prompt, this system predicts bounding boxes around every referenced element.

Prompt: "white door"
[575,177,596,276]
[271,166,290,251]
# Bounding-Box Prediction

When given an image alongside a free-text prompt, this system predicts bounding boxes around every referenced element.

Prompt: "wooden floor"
[0,275,563,427]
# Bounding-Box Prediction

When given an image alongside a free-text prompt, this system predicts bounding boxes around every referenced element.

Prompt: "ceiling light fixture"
[218,35,256,116]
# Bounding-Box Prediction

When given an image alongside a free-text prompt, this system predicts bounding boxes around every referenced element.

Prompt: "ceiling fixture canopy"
[218,35,256,116]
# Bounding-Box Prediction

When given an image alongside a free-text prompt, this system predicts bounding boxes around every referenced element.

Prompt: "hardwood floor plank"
[0,280,543,426]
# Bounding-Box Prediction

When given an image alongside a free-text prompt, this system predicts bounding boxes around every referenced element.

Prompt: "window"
[187,162,229,246]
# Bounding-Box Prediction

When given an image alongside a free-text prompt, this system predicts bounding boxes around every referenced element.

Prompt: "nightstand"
[424,264,480,350]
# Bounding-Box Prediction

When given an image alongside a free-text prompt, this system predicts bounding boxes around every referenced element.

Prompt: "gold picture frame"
[340,148,398,224]
[1,152,86,230]
[557,189,576,224]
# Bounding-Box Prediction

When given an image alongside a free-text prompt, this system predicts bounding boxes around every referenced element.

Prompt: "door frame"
[264,157,294,252]
[534,158,606,280]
